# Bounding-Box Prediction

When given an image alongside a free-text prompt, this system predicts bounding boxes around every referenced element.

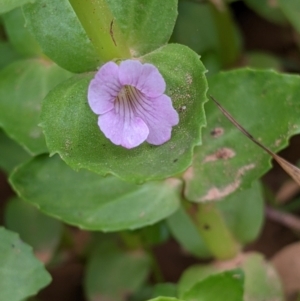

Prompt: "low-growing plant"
[1,0,300,300]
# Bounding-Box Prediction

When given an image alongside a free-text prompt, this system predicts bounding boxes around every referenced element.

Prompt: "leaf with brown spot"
[203,147,236,163]
[211,95,300,187]
[183,69,300,202]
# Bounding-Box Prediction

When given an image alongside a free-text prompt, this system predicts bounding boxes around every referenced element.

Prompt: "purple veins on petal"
[88,62,120,115]
[119,60,166,97]
[98,111,149,149]
[87,59,179,149]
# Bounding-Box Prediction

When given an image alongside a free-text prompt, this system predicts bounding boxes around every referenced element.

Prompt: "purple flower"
[88,60,179,149]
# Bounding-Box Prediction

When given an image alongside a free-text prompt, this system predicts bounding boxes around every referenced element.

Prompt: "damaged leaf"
[183,69,300,202]
[211,96,300,187]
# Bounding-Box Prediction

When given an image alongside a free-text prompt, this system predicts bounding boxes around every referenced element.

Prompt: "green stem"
[69,0,131,61]
[147,249,164,283]
[194,202,240,260]
[119,231,164,282]
[119,231,143,250]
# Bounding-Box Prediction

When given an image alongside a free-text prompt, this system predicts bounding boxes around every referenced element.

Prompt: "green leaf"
[245,52,282,70]
[172,1,219,57]
[152,283,177,298]
[84,241,150,301]
[4,197,63,263]
[0,227,51,301]
[0,129,31,174]
[183,69,300,202]
[278,0,300,33]
[22,0,101,73]
[134,222,170,247]
[171,1,220,74]
[3,8,43,58]
[182,269,244,301]
[209,4,242,68]
[217,181,264,244]
[41,44,208,183]
[172,1,241,70]
[0,59,72,155]
[167,205,212,258]
[10,155,181,231]
[130,285,153,301]
[117,224,169,250]
[147,298,183,301]
[244,0,287,24]
[106,0,178,57]
[0,0,33,14]
[242,253,284,301]
[178,253,283,301]
[0,41,21,69]
[178,264,217,298]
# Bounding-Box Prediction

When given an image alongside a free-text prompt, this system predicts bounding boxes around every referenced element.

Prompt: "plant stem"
[119,231,164,282]
[69,0,131,62]
[194,202,240,260]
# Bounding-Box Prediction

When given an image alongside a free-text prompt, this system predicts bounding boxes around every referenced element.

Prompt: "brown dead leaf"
[272,242,300,299]
[276,179,300,204]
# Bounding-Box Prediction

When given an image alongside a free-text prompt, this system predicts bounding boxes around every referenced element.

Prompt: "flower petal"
[98,110,149,149]
[95,61,119,85]
[119,60,143,87]
[88,62,120,115]
[136,63,166,97]
[134,94,179,145]
[119,60,166,97]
